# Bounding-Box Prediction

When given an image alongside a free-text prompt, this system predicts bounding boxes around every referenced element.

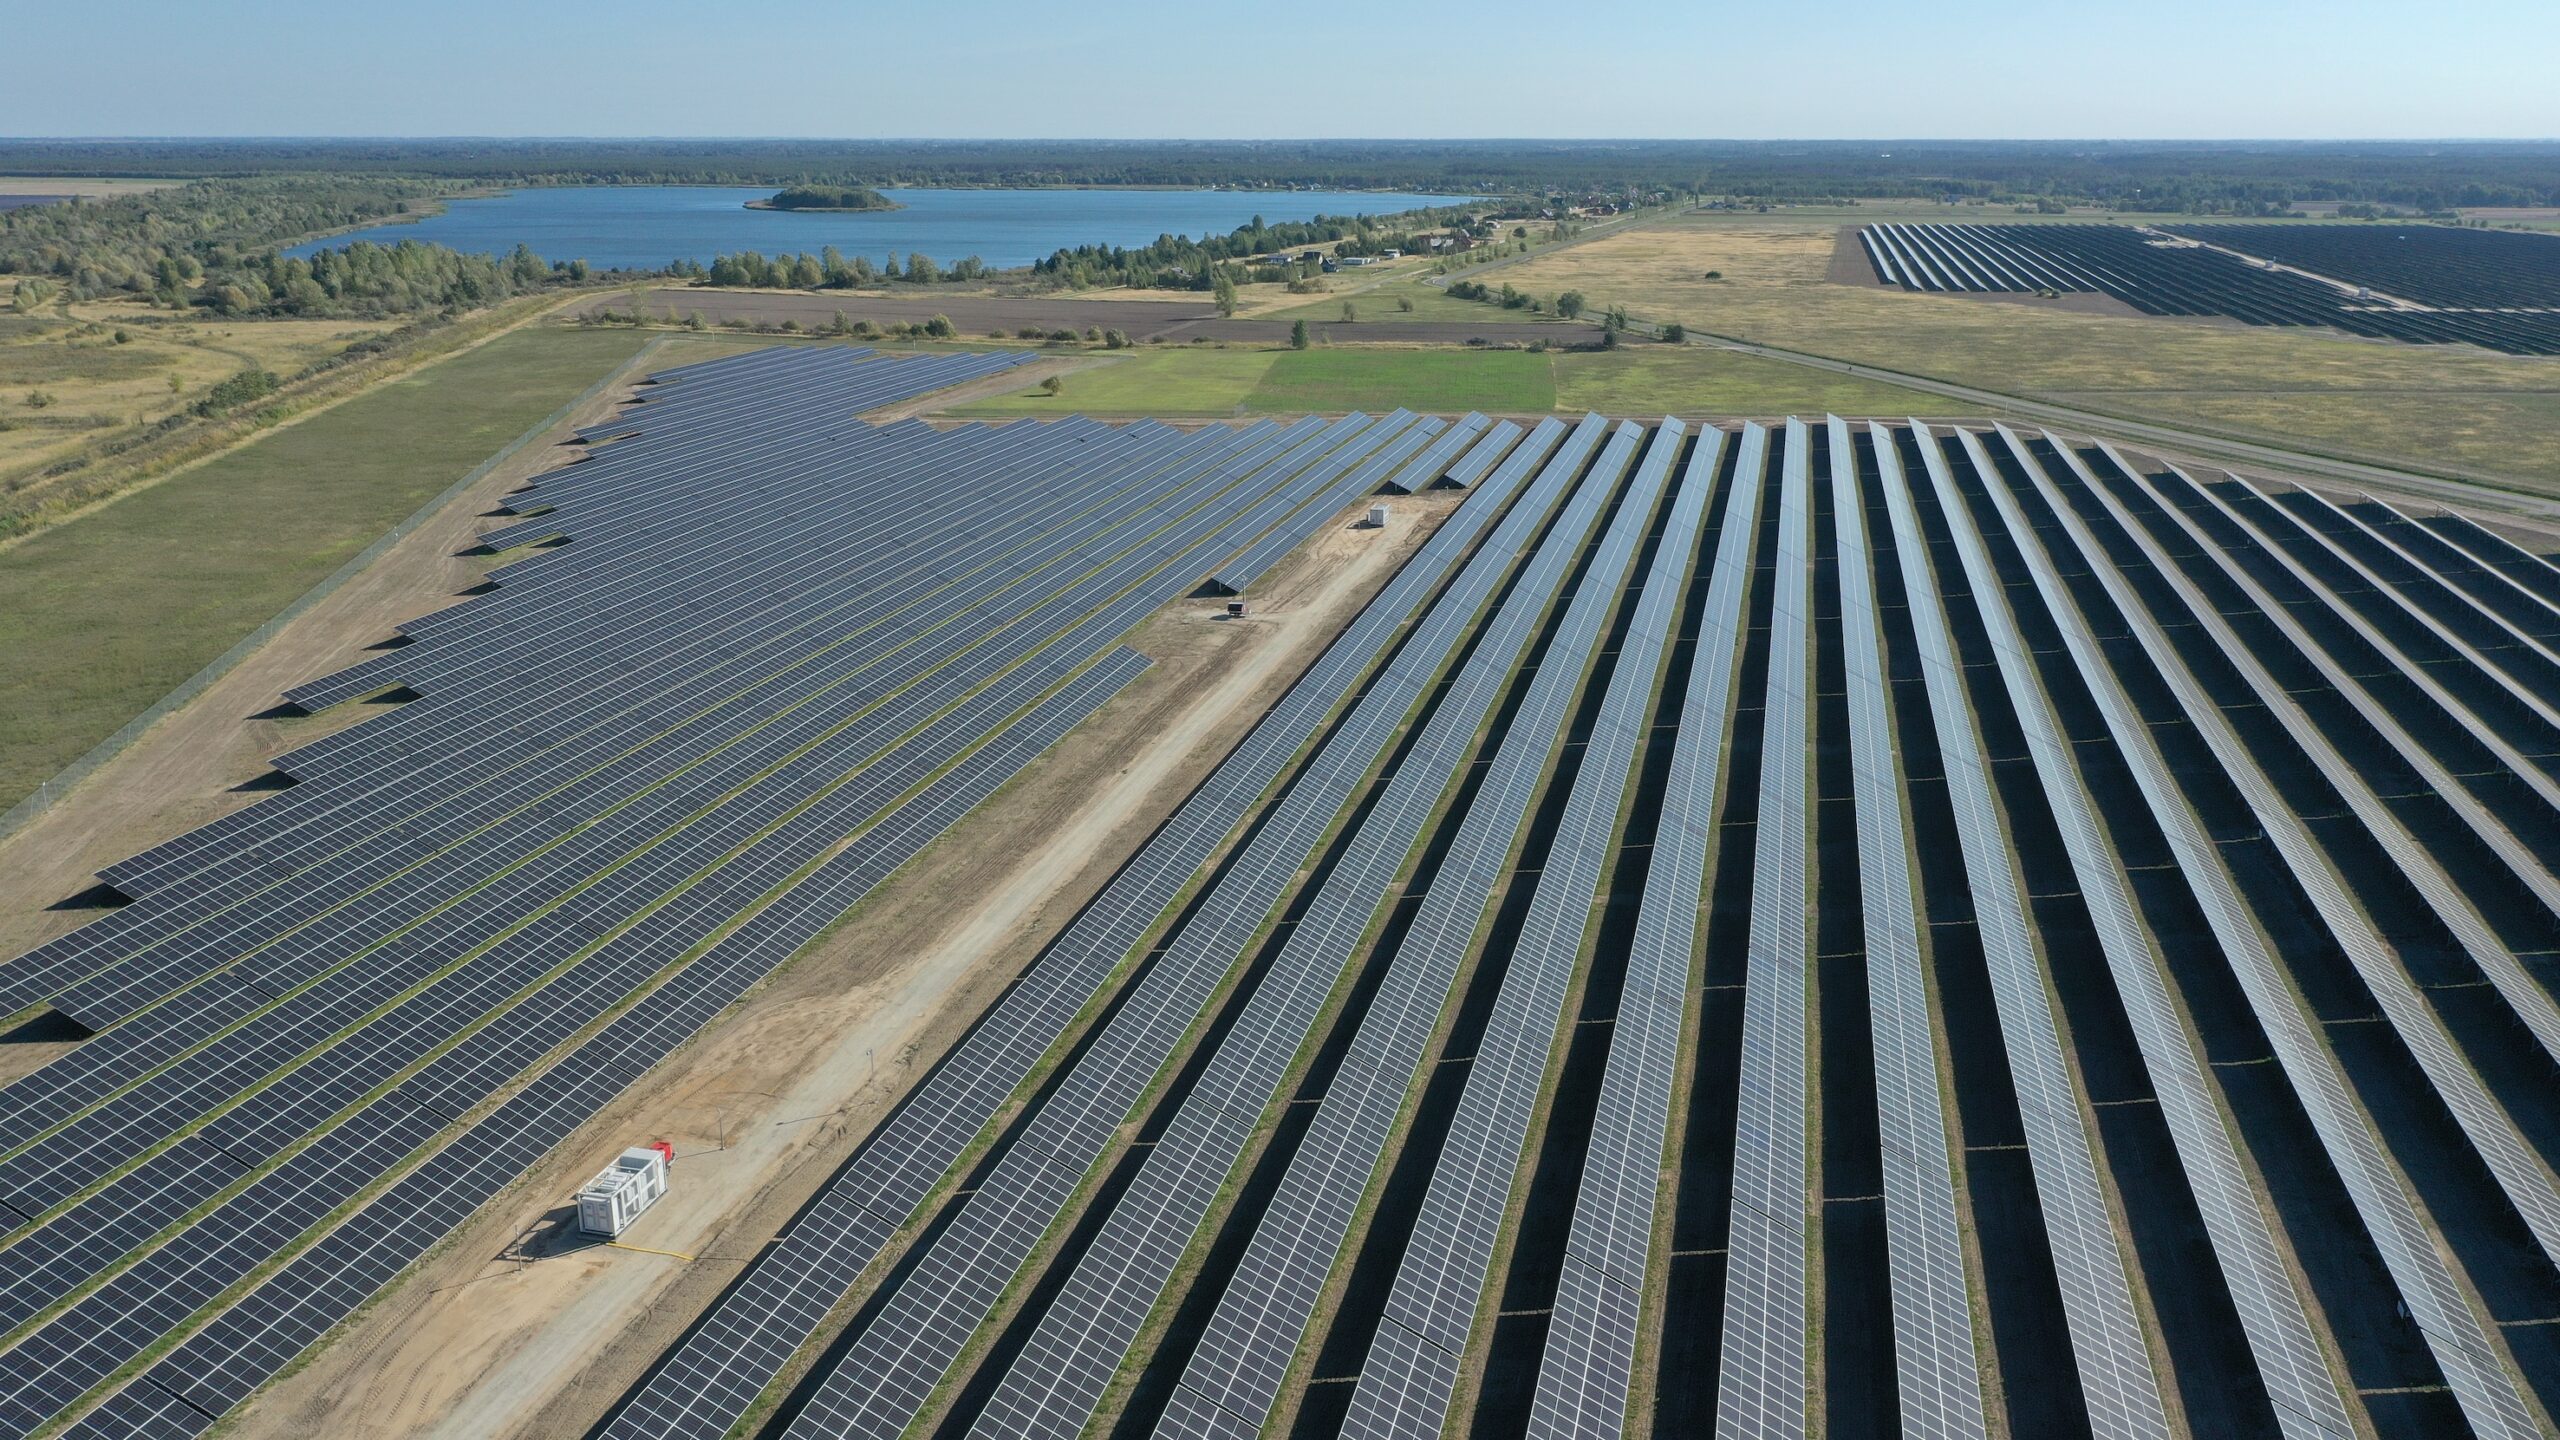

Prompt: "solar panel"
[1525,423,1760,1440]
[2023,432,2560,1272]
[1711,417,1816,1440]
[1940,426,2540,1440]
[771,418,1624,1440]
[1884,424,2348,1440]
[1823,416,1988,1440]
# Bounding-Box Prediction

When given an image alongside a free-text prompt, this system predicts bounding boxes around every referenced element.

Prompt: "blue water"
[286,185,1480,271]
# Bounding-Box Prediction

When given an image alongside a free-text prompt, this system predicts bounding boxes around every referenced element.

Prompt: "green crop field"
[0,325,654,812]
[1248,348,1556,413]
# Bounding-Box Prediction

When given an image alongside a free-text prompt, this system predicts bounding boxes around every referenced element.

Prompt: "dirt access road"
[574,286,1587,347]
[223,489,1465,1440]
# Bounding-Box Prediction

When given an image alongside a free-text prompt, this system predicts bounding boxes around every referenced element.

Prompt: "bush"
[1038,374,1064,396]
[1103,329,1131,349]
[189,368,281,417]
[925,313,956,339]
[1396,296,1414,312]
[1290,319,1311,350]
[1660,322,1686,343]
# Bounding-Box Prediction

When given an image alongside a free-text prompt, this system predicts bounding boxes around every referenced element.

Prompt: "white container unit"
[576,1146,669,1238]
[1367,503,1391,529]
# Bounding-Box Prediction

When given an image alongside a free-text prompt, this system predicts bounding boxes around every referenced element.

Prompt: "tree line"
[3,139,2554,211]
[693,247,990,289]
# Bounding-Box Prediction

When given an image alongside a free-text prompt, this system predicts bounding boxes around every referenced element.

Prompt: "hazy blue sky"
[9,0,2554,139]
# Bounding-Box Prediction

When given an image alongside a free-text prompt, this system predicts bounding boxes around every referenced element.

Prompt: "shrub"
[189,368,281,417]
[1660,322,1686,343]
[1038,374,1065,396]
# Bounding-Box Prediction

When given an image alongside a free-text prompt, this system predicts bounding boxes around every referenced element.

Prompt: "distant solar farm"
[1861,220,2560,354]
[5,345,2560,1440]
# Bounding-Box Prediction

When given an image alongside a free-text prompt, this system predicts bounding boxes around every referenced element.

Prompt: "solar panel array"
[764,417,1624,1440]
[0,346,1489,1440]
[1861,221,2560,354]
[1319,419,1700,1440]
[1526,423,1764,1440]
[1878,426,2349,1440]
[1825,418,1987,1440]
[969,419,1668,1440]
[1943,427,2543,1440]
[14,389,2560,1440]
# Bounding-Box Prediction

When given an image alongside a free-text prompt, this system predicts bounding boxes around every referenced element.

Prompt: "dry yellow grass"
[1490,217,2560,487]
[0,291,395,479]
[0,177,179,196]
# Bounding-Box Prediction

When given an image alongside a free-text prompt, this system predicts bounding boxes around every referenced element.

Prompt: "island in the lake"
[745,184,903,212]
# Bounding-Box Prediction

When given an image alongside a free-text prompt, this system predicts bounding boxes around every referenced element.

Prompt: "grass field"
[1553,348,1938,416]
[1484,214,2560,489]
[950,348,1279,415]
[1257,272,1516,325]
[943,340,1939,420]
[0,286,397,483]
[0,325,653,811]
[1251,348,1555,412]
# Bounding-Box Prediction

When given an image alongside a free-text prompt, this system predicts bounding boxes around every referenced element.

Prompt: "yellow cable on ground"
[605,1240,694,1262]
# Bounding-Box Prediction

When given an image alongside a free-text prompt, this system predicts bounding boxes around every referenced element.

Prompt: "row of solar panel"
[33,403,2560,1440]
[750,417,1617,1440]
[577,417,2560,1440]
[595,414,1569,1440]
[978,421,1673,1440]
[0,348,1500,1437]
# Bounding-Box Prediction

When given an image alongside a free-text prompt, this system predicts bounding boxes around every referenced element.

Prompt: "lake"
[286,185,1482,271]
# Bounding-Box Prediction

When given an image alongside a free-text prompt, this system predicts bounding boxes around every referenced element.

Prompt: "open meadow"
[0,325,655,811]
[0,284,399,487]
